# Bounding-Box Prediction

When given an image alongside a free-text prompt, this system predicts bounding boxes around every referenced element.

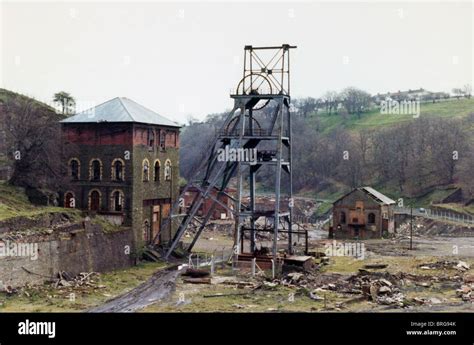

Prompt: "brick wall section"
[0,220,134,289]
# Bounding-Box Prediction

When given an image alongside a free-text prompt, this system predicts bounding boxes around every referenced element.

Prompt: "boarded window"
[164,161,171,181]
[368,213,376,224]
[340,211,346,224]
[91,160,101,181]
[114,160,124,181]
[70,160,79,180]
[154,161,160,182]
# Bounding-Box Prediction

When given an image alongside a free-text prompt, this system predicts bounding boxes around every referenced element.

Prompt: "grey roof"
[360,186,396,205]
[61,97,180,127]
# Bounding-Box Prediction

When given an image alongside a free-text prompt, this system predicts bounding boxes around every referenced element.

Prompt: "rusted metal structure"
[161,44,305,262]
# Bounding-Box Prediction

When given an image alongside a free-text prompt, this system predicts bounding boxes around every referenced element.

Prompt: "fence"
[427,208,474,225]
[395,207,474,225]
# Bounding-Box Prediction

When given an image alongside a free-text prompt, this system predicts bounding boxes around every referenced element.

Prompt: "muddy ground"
[1,218,473,313]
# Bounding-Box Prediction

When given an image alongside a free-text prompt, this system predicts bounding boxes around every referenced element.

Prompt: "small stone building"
[332,187,395,239]
[60,97,180,249]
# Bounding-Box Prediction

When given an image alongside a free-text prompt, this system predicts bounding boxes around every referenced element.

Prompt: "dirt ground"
[1,219,473,313]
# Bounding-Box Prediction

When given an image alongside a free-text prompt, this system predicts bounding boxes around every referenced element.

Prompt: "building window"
[143,159,150,181]
[110,190,124,212]
[64,191,75,208]
[148,129,155,149]
[164,160,171,181]
[111,158,125,181]
[69,158,80,180]
[340,211,346,224]
[89,159,102,181]
[154,160,161,182]
[89,189,101,211]
[160,130,166,150]
[143,220,151,244]
[368,213,376,224]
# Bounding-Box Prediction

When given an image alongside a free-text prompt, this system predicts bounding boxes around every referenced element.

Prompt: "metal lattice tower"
[161,44,297,261]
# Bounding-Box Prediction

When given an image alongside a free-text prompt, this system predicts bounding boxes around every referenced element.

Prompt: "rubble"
[418,260,470,271]
[53,271,100,289]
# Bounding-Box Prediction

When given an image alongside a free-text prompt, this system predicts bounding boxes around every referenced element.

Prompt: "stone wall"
[0,220,134,289]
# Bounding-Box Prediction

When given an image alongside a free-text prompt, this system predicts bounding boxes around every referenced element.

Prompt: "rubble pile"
[53,271,102,289]
[418,260,470,272]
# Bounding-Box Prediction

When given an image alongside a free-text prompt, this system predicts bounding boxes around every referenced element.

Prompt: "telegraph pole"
[409,205,413,250]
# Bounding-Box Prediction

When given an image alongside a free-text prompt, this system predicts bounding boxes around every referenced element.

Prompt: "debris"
[463,275,474,284]
[378,286,391,294]
[287,272,304,283]
[53,271,99,289]
[417,260,470,271]
[455,261,470,272]
[309,291,324,301]
[182,277,211,284]
[182,268,210,278]
[364,264,388,270]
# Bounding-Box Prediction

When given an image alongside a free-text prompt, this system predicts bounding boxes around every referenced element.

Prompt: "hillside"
[0,88,65,185]
[307,98,474,134]
[180,97,474,213]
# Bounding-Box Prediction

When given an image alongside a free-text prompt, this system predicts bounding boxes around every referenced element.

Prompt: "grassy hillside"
[308,98,474,134]
[0,182,79,221]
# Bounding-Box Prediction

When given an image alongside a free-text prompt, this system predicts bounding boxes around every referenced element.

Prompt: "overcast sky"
[1,1,472,123]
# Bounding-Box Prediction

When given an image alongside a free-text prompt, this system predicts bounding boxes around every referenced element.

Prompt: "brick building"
[332,187,395,239]
[60,97,180,249]
[182,186,236,220]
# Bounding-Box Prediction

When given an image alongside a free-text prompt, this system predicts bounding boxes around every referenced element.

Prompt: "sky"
[1,1,472,124]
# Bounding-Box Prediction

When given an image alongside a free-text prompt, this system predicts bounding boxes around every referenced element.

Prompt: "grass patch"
[0,182,81,221]
[0,261,167,312]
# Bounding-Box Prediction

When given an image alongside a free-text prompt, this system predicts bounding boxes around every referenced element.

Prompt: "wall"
[0,220,134,289]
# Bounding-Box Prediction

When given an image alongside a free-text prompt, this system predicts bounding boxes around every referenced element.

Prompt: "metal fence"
[395,207,474,225]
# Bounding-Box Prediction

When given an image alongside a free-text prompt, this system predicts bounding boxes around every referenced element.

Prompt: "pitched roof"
[60,97,180,127]
[359,186,396,205]
[333,186,396,205]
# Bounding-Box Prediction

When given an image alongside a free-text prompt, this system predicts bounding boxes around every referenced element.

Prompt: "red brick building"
[332,187,395,239]
[181,186,236,220]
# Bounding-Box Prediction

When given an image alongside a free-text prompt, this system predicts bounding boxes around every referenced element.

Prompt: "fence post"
[252,258,256,277]
[271,259,275,279]
[211,255,215,275]
[188,254,192,268]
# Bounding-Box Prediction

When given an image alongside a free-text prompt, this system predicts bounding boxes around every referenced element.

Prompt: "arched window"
[368,213,376,224]
[90,159,102,181]
[154,160,161,182]
[69,159,80,180]
[111,190,124,212]
[111,159,125,181]
[64,192,75,208]
[142,159,150,181]
[340,211,346,224]
[89,190,101,211]
[164,160,171,181]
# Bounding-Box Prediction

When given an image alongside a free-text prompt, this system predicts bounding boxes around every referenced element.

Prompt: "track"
[89,265,183,313]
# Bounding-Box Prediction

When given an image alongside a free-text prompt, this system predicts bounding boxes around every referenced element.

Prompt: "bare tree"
[3,96,64,188]
[322,91,339,115]
[340,87,372,118]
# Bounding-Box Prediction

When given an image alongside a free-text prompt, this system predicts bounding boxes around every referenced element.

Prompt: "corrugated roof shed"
[60,97,180,127]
